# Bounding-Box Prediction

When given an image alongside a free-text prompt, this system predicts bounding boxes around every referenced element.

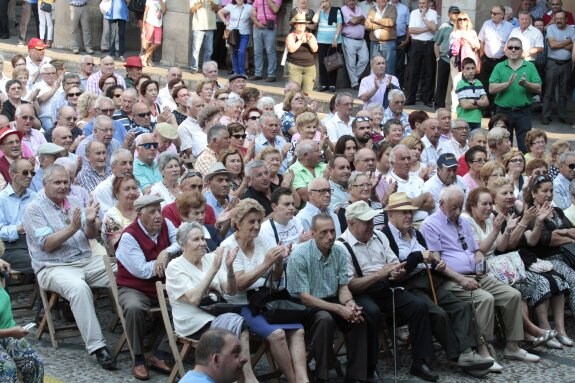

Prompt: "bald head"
[51,126,74,152]
[167,67,183,81]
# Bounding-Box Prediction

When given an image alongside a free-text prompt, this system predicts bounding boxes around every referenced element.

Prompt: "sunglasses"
[137,112,151,118]
[355,116,371,123]
[97,108,115,114]
[15,170,36,177]
[231,134,247,139]
[507,46,522,51]
[564,163,575,170]
[309,188,334,194]
[113,94,122,98]
[457,18,468,21]
[248,115,260,120]
[19,115,34,121]
[67,92,82,97]
[534,175,552,185]
[138,142,159,149]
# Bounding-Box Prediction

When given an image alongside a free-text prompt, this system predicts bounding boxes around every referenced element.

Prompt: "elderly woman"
[337,172,385,232]
[1,79,32,122]
[502,149,527,201]
[524,129,547,164]
[365,103,385,143]
[150,152,182,207]
[173,192,222,252]
[242,107,262,143]
[312,0,342,92]
[548,140,570,180]
[11,69,36,104]
[462,145,488,191]
[486,127,511,163]
[256,147,283,187]
[220,98,244,125]
[171,85,190,125]
[400,135,433,180]
[101,174,139,251]
[217,0,253,76]
[383,119,403,146]
[221,199,309,383]
[196,79,214,105]
[220,148,248,196]
[0,259,44,383]
[281,90,307,141]
[334,135,357,169]
[165,222,259,383]
[256,96,275,115]
[99,73,118,95]
[285,13,318,94]
[480,160,506,187]
[465,185,564,351]
[76,91,98,131]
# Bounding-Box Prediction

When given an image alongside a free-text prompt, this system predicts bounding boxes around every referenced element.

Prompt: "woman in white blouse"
[218,0,253,76]
[150,152,181,208]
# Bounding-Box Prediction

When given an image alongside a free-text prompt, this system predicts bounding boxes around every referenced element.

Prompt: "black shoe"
[92,347,117,370]
[329,86,336,92]
[541,117,551,125]
[410,363,439,382]
[319,85,328,92]
[423,100,433,108]
[249,75,262,81]
[265,77,276,82]
[559,117,571,124]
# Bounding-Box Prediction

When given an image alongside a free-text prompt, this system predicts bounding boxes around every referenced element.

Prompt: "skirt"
[240,306,302,339]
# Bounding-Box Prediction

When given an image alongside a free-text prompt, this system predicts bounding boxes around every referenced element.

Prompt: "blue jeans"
[253,27,277,77]
[370,40,396,76]
[231,33,250,75]
[191,29,214,70]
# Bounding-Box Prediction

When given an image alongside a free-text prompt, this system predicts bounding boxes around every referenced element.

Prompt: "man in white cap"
[23,164,115,370]
[30,142,64,192]
[115,194,179,379]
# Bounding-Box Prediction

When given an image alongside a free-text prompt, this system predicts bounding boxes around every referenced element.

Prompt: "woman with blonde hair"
[400,135,433,180]
[196,78,213,105]
[76,91,98,131]
[480,160,506,185]
[548,140,571,179]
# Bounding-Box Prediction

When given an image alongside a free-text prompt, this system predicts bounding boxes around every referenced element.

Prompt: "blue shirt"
[0,185,36,242]
[30,167,43,193]
[133,158,161,191]
[180,371,215,383]
[82,119,127,145]
[316,9,343,44]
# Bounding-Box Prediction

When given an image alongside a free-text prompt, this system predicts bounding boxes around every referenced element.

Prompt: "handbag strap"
[269,218,280,245]
[235,5,244,29]
[337,238,363,278]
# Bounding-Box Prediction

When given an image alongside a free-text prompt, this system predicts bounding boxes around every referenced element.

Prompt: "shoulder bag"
[225,6,244,46]
[323,47,344,73]
[200,289,243,316]
[485,251,526,285]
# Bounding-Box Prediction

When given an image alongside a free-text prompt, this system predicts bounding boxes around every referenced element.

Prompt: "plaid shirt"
[76,162,112,193]
[534,31,547,72]
[287,239,348,299]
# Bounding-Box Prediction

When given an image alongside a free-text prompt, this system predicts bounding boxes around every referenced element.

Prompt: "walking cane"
[389,286,404,383]
[423,262,438,304]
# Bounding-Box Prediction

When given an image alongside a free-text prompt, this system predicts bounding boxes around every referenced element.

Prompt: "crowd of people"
[0,0,575,383]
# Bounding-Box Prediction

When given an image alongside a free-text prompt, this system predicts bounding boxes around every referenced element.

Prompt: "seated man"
[0,159,37,277]
[76,141,112,194]
[423,153,468,212]
[115,195,180,379]
[328,155,351,211]
[30,143,65,192]
[421,186,539,366]
[382,193,496,376]
[296,178,341,237]
[287,214,374,383]
[240,160,279,216]
[204,163,234,237]
[133,133,161,193]
[288,139,326,203]
[23,164,115,369]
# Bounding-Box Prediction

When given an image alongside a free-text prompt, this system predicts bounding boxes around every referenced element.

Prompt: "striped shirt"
[85,71,127,96]
[76,162,112,193]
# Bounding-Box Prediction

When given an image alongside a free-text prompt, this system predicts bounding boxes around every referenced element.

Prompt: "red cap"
[0,126,23,144]
[28,37,46,50]
[124,56,144,68]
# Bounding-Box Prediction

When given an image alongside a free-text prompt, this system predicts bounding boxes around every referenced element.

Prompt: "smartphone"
[23,322,36,331]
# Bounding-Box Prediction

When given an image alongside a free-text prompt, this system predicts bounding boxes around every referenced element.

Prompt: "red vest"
[116,219,170,298]
[0,156,11,185]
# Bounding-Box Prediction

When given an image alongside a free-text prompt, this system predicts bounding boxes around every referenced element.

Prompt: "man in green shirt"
[489,37,541,153]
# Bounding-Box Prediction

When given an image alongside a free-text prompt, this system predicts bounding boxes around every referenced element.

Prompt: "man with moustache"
[438,119,470,158]
[423,153,468,212]
[420,117,441,168]
[93,149,137,218]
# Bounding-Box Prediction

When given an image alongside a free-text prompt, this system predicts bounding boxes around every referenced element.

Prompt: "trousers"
[19,1,40,42]
[343,37,369,87]
[287,62,315,94]
[495,106,532,154]
[405,39,435,103]
[69,5,91,51]
[253,27,277,77]
[0,337,44,383]
[191,30,214,70]
[542,59,571,120]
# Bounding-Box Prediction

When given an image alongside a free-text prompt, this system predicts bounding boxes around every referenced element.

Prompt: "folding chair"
[6,270,38,317]
[35,287,81,349]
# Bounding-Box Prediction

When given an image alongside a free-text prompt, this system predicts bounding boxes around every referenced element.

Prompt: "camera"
[266,20,275,30]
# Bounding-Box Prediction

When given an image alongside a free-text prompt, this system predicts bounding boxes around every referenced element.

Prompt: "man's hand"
[0,259,10,273]
[154,250,170,277]
[85,201,100,224]
[9,326,29,339]
[518,73,527,87]
[69,208,82,232]
[459,276,480,290]
[338,302,364,323]
[508,73,517,86]
[16,225,26,235]
[389,263,406,280]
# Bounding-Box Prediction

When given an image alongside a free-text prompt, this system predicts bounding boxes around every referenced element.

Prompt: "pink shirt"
[341,5,365,39]
[252,0,281,24]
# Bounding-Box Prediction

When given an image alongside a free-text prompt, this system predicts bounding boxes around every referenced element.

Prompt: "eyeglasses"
[137,112,151,118]
[452,125,469,130]
[19,115,34,121]
[355,116,371,123]
[509,158,524,163]
[97,128,114,133]
[491,11,503,15]
[14,170,35,177]
[67,92,82,97]
[97,108,115,114]
[471,158,487,163]
[531,140,546,145]
[248,115,261,120]
[42,72,56,75]
[457,18,468,21]
[84,63,95,66]
[138,142,159,149]
[564,163,575,170]
[309,188,333,194]
[66,81,81,86]
[351,183,371,189]
[231,134,247,139]
[507,46,522,51]
[113,94,122,98]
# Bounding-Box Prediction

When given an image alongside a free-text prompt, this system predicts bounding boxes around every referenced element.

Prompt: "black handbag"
[128,0,146,14]
[323,47,344,73]
[247,270,308,324]
[40,2,52,12]
[227,29,240,46]
[200,289,243,316]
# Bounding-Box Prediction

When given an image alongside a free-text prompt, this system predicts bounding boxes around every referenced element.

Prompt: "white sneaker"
[504,348,540,363]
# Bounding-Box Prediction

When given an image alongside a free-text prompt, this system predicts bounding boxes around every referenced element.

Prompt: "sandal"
[524,329,555,350]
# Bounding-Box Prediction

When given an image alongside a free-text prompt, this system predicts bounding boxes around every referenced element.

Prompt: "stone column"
[159,2,192,68]
[52,0,103,51]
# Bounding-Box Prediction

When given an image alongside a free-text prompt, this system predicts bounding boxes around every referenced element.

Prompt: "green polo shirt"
[133,158,161,191]
[455,76,486,123]
[289,160,327,191]
[489,59,541,109]
[433,22,454,64]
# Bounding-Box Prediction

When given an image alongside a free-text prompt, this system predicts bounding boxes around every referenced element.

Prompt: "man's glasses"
[97,128,114,133]
[564,163,575,170]
[19,115,34,121]
[67,92,82,97]
[137,112,151,118]
[231,134,247,139]
[309,188,333,194]
[138,142,159,149]
[15,170,35,177]
[352,183,371,189]
[507,46,522,51]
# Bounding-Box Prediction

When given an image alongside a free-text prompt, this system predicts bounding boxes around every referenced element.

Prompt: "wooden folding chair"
[35,287,81,349]
[6,270,38,317]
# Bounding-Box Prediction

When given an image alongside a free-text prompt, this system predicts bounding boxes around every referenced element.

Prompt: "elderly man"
[133,133,161,193]
[153,123,178,155]
[509,11,544,62]
[420,117,441,167]
[254,112,288,155]
[202,61,223,90]
[486,127,511,162]
[51,125,79,161]
[389,144,435,224]
[128,102,156,135]
[23,164,115,369]
[421,186,538,365]
[423,153,468,211]
[0,128,26,189]
[55,105,83,141]
[30,143,64,192]
[228,73,247,99]
[382,192,495,377]
[289,139,326,202]
[296,178,341,236]
[33,64,61,133]
[328,154,351,211]
[76,115,124,167]
[78,55,94,91]
[113,88,138,131]
[204,163,234,227]
[123,56,144,89]
[178,95,207,158]
[383,89,410,134]
[542,10,575,126]
[190,0,219,75]
[82,96,128,144]
[50,73,82,123]
[240,160,278,216]
[76,141,112,193]
[435,108,451,142]
[93,149,135,217]
[324,93,355,144]
[338,201,438,381]
[195,125,230,177]
[115,195,179,379]
[438,119,469,158]
[287,214,372,383]
[489,38,541,153]
[25,38,51,86]
[543,0,575,25]
[341,0,368,89]
[365,0,397,74]
[553,152,575,209]
[157,67,183,109]
[14,104,46,154]
[358,55,400,109]
[85,55,127,95]
[0,159,37,277]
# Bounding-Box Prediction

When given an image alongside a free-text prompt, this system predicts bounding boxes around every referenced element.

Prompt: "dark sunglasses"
[507,46,522,51]
[138,142,159,149]
[564,163,575,170]
[534,175,552,185]
[97,108,115,114]
[67,92,82,97]
[137,112,152,118]
[15,170,36,177]
[113,94,122,98]
[457,18,468,21]
[231,134,247,139]
[247,115,260,120]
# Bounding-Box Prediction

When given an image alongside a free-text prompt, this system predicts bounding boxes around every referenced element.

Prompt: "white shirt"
[33,82,62,119]
[324,113,355,144]
[93,176,115,220]
[178,116,206,158]
[389,170,428,222]
[508,25,544,61]
[144,0,167,27]
[478,19,514,59]
[190,0,219,30]
[423,173,468,213]
[157,85,176,111]
[438,138,469,158]
[224,3,253,35]
[25,56,51,87]
[420,135,439,168]
[408,8,437,41]
[259,217,304,247]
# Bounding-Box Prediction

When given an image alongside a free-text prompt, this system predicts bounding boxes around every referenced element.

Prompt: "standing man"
[433,6,459,110]
[541,10,574,126]
[390,0,410,86]
[405,0,437,107]
[178,95,207,158]
[489,38,541,153]
[69,0,93,54]
[85,55,127,95]
[543,0,574,25]
[478,5,514,113]
[190,0,220,74]
[26,38,51,87]
[250,0,282,82]
[508,11,543,63]
[365,0,397,75]
[341,0,369,90]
